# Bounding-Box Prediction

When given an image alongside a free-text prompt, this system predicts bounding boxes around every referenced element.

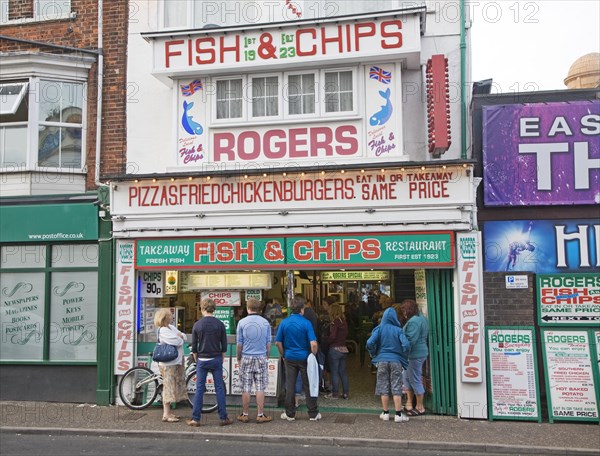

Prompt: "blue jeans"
[284,359,318,419]
[328,348,349,396]
[192,357,228,421]
[405,357,426,396]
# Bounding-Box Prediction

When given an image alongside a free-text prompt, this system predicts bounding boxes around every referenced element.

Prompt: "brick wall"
[0,0,128,190]
[483,272,536,326]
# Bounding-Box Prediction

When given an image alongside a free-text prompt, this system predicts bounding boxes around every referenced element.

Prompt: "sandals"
[406,408,425,416]
[162,416,180,422]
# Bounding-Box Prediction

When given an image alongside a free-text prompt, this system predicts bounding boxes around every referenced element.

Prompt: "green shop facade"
[0,194,113,404]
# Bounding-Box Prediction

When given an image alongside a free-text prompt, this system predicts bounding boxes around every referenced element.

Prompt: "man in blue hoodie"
[366,307,410,423]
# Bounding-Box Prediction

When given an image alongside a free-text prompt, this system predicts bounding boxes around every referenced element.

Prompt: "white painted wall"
[126,1,471,174]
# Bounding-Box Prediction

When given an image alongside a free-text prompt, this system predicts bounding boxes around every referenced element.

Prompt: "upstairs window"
[216,78,243,120]
[1,0,72,24]
[0,82,28,115]
[324,70,353,113]
[288,73,316,116]
[251,76,279,118]
[37,80,83,168]
[0,78,85,170]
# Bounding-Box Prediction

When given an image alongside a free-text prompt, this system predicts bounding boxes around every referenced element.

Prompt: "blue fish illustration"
[181,100,204,136]
[369,88,393,126]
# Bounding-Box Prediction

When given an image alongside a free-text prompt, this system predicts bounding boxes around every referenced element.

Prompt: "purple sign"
[483,101,599,206]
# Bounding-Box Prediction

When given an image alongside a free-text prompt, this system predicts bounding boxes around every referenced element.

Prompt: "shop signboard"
[594,331,600,383]
[285,232,454,267]
[321,271,390,281]
[137,232,454,269]
[136,238,286,268]
[201,291,241,307]
[231,357,279,397]
[138,271,164,298]
[414,269,428,318]
[484,219,599,273]
[164,271,178,294]
[541,329,599,423]
[245,289,262,301]
[213,307,235,334]
[112,166,472,216]
[485,327,541,422]
[194,356,231,395]
[456,231,485,383]
[151,14,421,74]
[0,203,98,243]
[114,240,136,374]
[483,100,600,206]
[183,272,272,290]
[537,273,600,325]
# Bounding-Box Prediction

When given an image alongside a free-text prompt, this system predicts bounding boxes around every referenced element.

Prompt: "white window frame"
[249,73,281,120]
[1,77,88,172]
[211,75,246,124]
[320,67,358,118]
[0,0,72,25]
[284,71,319,120]
[0,82,28,115]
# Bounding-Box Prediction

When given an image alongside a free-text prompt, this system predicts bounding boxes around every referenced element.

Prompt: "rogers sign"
[212,125,358,162]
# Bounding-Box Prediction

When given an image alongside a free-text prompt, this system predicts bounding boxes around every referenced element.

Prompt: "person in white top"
[154,308,187,422]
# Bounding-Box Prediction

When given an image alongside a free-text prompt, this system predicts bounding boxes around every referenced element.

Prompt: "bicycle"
[118,352,218,413]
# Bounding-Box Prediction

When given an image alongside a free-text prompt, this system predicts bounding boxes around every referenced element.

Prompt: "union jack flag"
[181,79,203,96]
[369,66,391,84]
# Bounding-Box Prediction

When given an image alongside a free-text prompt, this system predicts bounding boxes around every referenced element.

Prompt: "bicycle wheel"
[119,366,160,410]
[186,371,218,413]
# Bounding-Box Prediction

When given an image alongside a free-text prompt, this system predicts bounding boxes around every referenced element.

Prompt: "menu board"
[231,357,280,397]
[485,327,541,421]
[182,272,272,290]
[541,329,599,423]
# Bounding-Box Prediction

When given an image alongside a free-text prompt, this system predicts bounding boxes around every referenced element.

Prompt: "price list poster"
[486,327,541,422]
[541,329,600,423]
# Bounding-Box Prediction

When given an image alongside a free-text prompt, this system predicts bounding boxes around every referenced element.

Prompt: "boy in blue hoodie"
[366,307,410,423]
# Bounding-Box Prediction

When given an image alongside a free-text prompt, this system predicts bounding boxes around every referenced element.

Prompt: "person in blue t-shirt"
[235,298,273,424]
[275,295,321,421]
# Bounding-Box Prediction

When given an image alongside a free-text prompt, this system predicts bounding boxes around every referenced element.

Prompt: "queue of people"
[153,294,428,426]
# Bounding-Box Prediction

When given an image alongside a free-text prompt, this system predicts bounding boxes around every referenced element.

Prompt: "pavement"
[0,401,598,455]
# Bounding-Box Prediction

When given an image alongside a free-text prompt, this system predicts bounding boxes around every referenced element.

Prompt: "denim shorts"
[374,361,404,396]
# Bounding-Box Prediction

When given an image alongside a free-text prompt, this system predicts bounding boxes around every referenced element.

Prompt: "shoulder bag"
[152,328,178,362]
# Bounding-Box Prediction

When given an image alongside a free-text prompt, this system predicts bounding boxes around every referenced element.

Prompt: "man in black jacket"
[187,298,232,427]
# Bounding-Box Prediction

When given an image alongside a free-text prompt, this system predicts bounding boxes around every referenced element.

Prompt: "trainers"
[309,413,322,421]
[341,394,349,400]
[379,412,390,421]
[219,417,233,426]
[394,413,409,423]
[236,414,249,423]
[256,414,273,423]
[325,393,339,399]
[280,412,295,421]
